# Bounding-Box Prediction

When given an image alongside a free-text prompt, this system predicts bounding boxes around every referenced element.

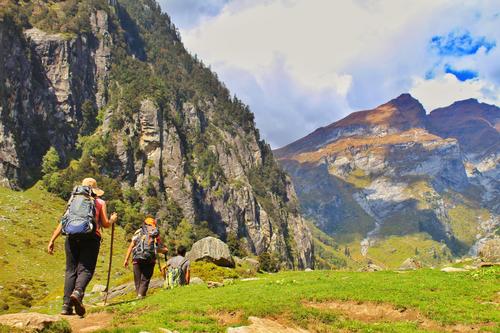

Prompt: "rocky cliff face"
[0,8,111,188]
[0,1,312,268]
[276,94,499,264]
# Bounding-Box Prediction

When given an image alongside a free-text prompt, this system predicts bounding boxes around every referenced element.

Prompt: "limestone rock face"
[0,312,65,333]
[187,236,235,267]
[0,10,111,188]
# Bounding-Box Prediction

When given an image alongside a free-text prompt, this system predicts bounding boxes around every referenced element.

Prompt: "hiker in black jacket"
[123,217,168,298]
[47,178,118,316]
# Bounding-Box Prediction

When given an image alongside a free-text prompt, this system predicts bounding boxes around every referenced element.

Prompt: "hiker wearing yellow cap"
[123,216,168,298]
[47,178,118,316]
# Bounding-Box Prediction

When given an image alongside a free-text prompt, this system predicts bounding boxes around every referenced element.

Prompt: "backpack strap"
[177,257,189,271]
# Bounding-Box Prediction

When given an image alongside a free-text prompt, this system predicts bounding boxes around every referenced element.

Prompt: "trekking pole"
[103,223,115,305]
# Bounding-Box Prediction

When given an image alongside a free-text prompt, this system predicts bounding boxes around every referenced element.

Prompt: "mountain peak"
[386,93,424,111]
[275,94,427,158]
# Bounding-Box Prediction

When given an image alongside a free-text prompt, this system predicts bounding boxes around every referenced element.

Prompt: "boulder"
[304,268,313,272]
[187,236,235,267]
[441,267,468,272]
[0,313,66,333]
[478,239,500,262]
[398,258,421,271]
[190,277,205,285]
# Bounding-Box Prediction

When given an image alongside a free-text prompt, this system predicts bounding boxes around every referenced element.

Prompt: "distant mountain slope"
[428,99,500,155]
[276,94,499,266]
[0,0,312,268]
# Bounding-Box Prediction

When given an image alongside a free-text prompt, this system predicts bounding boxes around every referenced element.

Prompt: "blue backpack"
[61,186,96,235]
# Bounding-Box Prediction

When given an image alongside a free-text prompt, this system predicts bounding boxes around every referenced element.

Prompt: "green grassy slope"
[307,222,361,270]
[98,268,499,333]
[0,184,130,313]
[344,234,453,269]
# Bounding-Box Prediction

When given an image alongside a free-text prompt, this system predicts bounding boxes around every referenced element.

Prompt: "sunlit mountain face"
[276,94,499,267]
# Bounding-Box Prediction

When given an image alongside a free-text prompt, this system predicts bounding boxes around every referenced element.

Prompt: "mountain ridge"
[276,93,499,265]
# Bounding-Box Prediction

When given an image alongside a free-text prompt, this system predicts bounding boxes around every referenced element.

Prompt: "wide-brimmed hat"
[81,178,105,197]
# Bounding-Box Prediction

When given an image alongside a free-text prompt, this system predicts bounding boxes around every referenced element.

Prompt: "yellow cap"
[144,217,156,226]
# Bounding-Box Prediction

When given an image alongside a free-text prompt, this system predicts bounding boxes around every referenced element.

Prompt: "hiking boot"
[60,304,73,316]
[70,290,86,317]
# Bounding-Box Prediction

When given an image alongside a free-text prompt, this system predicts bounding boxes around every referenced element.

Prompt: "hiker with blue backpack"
[123,217,168,299]
[47,178,118,316]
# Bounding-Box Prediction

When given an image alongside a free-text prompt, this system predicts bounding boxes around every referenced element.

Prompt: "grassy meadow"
[97,268,499,332]
[0,185,498,333]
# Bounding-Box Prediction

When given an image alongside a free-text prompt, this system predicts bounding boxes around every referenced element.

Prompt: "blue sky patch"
[444,64,478,81]
[159,0,230,29]
[430,30,496,56]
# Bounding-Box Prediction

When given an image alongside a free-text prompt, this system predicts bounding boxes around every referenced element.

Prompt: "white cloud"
[161,0,500,146]
[410,74,500,111]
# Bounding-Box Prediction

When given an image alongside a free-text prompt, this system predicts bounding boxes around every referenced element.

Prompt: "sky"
[159,0,500,148]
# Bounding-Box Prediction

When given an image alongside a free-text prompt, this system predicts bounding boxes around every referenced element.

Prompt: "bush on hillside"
[227,232,247,258]
[258,252,280,272]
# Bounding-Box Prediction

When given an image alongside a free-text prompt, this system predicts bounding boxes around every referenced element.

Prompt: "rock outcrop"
[0,10,111,188]
[187,236,235,267]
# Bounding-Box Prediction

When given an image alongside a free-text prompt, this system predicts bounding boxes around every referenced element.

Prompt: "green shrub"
[258,252,280,272]
[227,232,247,258]
[190,261,239,283]
[41,147,60,176]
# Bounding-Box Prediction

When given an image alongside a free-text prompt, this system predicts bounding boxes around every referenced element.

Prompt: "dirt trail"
[64,312,114,333]
[227,316,310,333]
[304,300,494,332]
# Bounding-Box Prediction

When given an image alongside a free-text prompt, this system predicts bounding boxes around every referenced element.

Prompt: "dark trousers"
[63,235,100,305]
[133,262,155,296]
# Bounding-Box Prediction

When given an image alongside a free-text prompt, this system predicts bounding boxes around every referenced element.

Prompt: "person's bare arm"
[123,240,135,268]
[185,268,190,285]
[157,246,169,254]
[47,223,62,254]
[99,201,118,228]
